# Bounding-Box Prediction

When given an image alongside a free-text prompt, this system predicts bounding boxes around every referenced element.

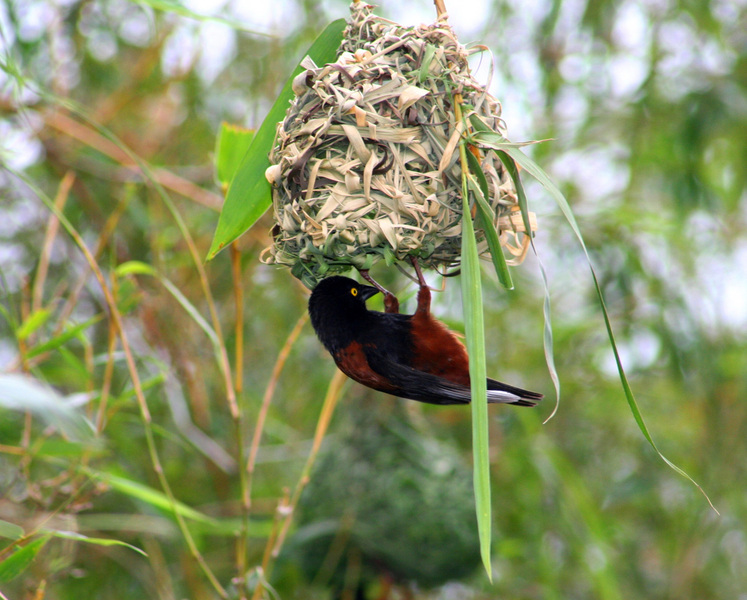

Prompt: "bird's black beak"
[359,285,380,301]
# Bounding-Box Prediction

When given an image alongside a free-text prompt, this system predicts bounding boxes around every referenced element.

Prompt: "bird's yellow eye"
[350,287,358,297]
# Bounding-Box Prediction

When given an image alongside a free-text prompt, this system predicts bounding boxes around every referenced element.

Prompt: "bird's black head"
[308,276,379,353]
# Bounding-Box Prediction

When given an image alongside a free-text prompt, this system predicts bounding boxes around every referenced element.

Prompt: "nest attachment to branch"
[262,2,537,288]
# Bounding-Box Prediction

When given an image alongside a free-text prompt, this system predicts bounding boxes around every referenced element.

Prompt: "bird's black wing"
[364,350,527,406]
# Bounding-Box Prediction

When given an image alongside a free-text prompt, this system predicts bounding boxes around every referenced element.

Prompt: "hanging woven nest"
[262,1,536,288]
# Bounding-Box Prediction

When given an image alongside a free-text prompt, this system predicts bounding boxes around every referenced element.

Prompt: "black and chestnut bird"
[308,265,543,407]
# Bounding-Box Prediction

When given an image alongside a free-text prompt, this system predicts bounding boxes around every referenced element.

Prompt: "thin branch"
[434,0,448,20]
[32,171,73,313]
[246,312,309,502]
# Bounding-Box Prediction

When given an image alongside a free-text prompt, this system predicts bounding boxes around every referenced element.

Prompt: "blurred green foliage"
[0,0,745,599]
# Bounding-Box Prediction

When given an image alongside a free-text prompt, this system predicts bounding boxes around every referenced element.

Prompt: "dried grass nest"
[262,1,536,288]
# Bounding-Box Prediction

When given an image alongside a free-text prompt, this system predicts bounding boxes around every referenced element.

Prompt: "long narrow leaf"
[466,173,514,290]
[83,470,219,526]
[0,373,95,442]
[464,150,514,288]
[44,529,147,557]
[134,0,269,35]
[0,536,50,582]
[26,315,103,359]
[16,308,52,341]
[490,149,562,418]
[491,144,717,512]
[207,19,346,260]
[115,260,224,373]
[0,520,24,540]
[460,176,492,580]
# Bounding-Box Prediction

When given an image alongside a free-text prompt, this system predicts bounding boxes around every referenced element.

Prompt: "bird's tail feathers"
[487,378,543,407]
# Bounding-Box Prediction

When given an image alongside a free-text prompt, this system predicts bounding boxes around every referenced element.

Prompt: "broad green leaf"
[44,529,147,557]
[16,308,51,341]
[0,535,50,582]
[460,173,492,581]
[207,18,347,260]
[0,520,24,540]
[215,123,255,188]
[0,374,95,442]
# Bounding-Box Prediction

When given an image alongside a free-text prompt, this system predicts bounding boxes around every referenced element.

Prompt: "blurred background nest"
[283,400,480,599]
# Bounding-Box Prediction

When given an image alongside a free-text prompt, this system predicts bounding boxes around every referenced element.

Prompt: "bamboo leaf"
[460,176,492,581]
[491,144,718,512]
[207,18,347,260]
[464,152,514,289]
[0,535,50,582]
[214,123,255,189]
[483,147,561,417]
[44,529,147,557]
[26,315,103,359]
[114,263,223,367]
[133,0,268,34]
[0,520,24,540]
[16,308,52,341]
[115,260,156,277]
[494,150,533,241]
[417,43,438,83]
[83,470,219,526]
[0,373,95,442]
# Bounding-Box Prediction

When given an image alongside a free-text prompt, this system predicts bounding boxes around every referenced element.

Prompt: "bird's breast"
[409,313,470,385]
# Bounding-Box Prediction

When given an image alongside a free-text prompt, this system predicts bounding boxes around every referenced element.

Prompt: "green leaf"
[464,152,514,289]
[44,529,147,557]
[34,438,102,458]
[158,277,221,348]
[0,520,24,540]
[26,315,103,359]
[495,151,531,235]
[215,123,255,189]
[133,0,268,34]
[115,260,156,277]
[0,373,95,442]
[0,535,50,582]
[490,148,562,418]
[16,308,52,341]
[493,144,718,513]
[84,469,219,526]
[418,43,438,83]
[114,264,223,360]
[460,173,492,581]
[207,18,347,260]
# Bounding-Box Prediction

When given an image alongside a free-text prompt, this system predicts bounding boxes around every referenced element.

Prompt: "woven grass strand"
[263,2,535,287]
